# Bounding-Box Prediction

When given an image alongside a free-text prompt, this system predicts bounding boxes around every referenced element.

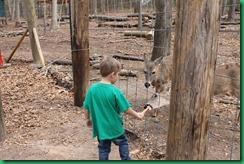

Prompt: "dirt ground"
[0,13,240,160]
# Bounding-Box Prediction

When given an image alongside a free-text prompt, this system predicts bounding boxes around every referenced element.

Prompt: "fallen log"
[124,30,154,40]
[146,31,154,40]
[61,15,70,20]
[0,30,26,37]
[117,50,136,56]
[0,63,11,69]
[119,69,138,77]
[218,99,240,105]
[98,22,137,28]
[221,22,240,25]
[52,60,72,65]
[127,13,156,19]
[124,30,148,37]
[52,60,101,67]
[112,54,144,61]
[90,15,128,22]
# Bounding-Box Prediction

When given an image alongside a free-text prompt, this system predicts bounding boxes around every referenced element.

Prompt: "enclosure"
[0,0,240,160]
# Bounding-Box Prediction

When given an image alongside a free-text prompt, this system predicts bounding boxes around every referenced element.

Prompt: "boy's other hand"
[86,119,92,128]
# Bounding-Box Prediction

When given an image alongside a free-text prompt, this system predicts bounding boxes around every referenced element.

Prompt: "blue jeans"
[97,134,132,160]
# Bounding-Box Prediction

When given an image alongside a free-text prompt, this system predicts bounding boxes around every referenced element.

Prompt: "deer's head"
[143,54,163,89]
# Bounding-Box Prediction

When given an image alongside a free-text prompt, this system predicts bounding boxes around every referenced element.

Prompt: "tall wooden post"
[71,0,90,107]
[52,0,58,30]
[0,91,6,142]
[166,0,221,160]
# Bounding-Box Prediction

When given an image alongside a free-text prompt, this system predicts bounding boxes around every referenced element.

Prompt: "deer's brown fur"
[144,54,240,118]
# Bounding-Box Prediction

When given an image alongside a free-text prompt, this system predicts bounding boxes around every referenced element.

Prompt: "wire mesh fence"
[33,0,240,160]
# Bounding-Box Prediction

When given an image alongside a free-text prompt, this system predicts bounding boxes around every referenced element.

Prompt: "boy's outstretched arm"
[125,107,151,119]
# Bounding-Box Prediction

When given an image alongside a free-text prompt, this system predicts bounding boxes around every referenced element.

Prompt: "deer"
[143,54,173,116]
[143,54,240,121]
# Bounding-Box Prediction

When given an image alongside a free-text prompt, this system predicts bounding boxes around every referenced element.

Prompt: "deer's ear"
[154,56,163,65]
[143,53,149,63]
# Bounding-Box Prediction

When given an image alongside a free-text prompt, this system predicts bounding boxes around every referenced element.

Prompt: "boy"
[83,56,147,160]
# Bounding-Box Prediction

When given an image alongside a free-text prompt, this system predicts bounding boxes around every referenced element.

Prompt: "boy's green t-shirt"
[83,82,131,140]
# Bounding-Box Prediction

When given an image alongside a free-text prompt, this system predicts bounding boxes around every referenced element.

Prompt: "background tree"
[11,0,15,20]
[227,0,236,21]
[90,0,97,15]
[134,0,140,13]
[4,0,11,18]
[138,0,142,30]
[151,0,172,61]
[99,0,105,14]
[14,0,20,27]
[52,0,58,31]
[221,0,227,16]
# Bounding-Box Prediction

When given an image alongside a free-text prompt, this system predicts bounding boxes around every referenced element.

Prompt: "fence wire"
[34,0,240,160]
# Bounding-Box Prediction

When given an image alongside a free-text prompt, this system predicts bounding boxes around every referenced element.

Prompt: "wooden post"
[71,0,90,107]
[23,0,45,66]
[33,28,45,67]
[0,91,6,142]
[52,0,58,30]
[166,0,221,160]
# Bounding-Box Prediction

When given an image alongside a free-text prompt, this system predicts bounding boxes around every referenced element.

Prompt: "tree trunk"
[15,0,21,27]
[11,0,15,20]
[20,0,26,18]
[5,0,11,18]
[23,0,45,66]
[133,0,139,13]
[43,0,47,35]
[129,0,133,12]
[71,0,90,107]
[52,0,58,30]
[100,0,105,14]
[0,91,6,142]
[151,0,172,61]
[94,0,97,15]
[166,0,221,160]
[221,0,227,16]
[137,0,142,30]
[90,0,97,15]
[37,2,44,18]
[65,0,68,15]
[227,0,236,21]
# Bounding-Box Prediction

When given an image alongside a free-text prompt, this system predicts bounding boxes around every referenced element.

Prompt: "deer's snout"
[145,82,151,88]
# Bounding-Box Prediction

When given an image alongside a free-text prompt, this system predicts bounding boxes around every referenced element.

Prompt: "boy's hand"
[86,119,92,128]
[137,112,145,119]
[137,106,152,119]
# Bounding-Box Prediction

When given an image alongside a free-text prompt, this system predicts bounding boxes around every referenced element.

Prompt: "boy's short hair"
[100,56,121,77]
